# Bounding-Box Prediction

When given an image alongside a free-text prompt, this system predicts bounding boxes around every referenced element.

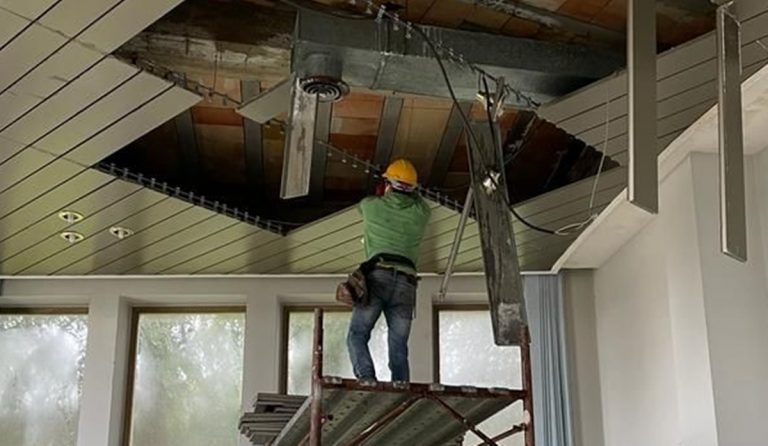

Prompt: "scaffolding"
[301,308,534,446]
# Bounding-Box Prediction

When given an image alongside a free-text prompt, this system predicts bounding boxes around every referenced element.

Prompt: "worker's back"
[359,191,431,270]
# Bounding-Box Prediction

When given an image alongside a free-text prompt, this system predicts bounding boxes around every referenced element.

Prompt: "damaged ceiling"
[0,0,719,276]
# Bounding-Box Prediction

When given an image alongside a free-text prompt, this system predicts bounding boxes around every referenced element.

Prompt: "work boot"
[358,378,378,387]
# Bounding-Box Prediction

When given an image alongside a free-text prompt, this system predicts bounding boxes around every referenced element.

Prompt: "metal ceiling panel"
[0,167,111,240]
[202,237,306,274]
[539,2,768,166]
[163,230,281,274]
[22,196,192,275]
[128,221,265,274]
[88,213,235,275]
[77,0,186,53]
[68,86,201,165]
[0,9,28,47]
[34,72,170,156]
[57,205,214,275]
[0,177,139,270]
[1,58,138,145]
[0,146,55,193]
[0,24,68,92]
[0,157,85,220]
[0,90,40,132]
[39,0,122,38]
[0,186,165,275]
[10,44,104,100]
[2,0,59,18]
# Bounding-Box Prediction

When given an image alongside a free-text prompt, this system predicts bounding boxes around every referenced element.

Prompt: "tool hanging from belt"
[335,254,416,306]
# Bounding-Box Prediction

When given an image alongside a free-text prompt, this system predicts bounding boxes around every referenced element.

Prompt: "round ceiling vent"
[109,226,134,240]
[58,210,84,224]
[300,76,349,102]
[60,231,84,244]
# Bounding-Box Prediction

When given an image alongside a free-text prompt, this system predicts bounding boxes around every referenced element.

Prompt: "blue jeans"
[347,268,416,381]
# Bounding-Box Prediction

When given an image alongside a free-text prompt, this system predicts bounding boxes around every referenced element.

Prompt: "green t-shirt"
[359,192,431,273]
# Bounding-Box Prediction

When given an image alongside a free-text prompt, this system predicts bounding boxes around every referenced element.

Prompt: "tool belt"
[335,254,416,306]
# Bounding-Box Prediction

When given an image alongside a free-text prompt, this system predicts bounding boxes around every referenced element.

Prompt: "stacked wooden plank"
[239,393,307,445]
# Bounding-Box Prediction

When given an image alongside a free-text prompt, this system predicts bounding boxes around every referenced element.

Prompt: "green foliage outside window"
[128,313,245,446]
[0,314,88,446]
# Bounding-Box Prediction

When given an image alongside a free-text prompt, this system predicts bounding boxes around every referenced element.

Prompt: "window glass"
[128,312,245,446]
[0,313,88,446]
[439,309,523,446]
[286,310,388,395]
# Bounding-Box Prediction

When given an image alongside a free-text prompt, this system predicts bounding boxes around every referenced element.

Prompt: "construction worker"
[347,159,431,383]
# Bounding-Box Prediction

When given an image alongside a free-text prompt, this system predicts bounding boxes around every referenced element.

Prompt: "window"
[284,308,388,395]
[126,309,245,446]
[437,307,523,446]
[0,310,89,446]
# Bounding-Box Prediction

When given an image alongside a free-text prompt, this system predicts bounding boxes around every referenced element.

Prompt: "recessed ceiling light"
[60,231,84,244]
[109,226,134,239]
[58,210,83,224]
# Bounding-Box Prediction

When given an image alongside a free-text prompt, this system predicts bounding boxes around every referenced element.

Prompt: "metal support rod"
[521,327,535,446]
[716,1,748,262]
[438,188,474,301]
[627,0,659,214]
[428,394,499,446]
[348,396,423,446]
[310,308,324,446]
[473,424,525,446]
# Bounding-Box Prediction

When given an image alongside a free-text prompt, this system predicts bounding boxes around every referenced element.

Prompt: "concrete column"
[77,295,132,446]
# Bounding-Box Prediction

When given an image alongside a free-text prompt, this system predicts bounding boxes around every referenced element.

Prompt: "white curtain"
[524,274,574,446]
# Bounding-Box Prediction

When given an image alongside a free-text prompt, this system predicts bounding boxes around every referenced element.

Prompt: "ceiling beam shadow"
[241,80,265,201]
[427,102,472,188]
[174,108,200,189]
[367,96,404,193]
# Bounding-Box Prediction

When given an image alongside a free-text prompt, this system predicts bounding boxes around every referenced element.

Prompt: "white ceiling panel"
[0,177,138,266]
[0,24,68,92]
[22,195,192,275]
[68,85,201,165]
[0,134,25,165]
[0,146,55,193]
[39,0,121,38]
[0,186,164,274]
[0,0,59,19]
[34,72,170,156]
[127,220,261,274]
[0,166,110,238]
[0,8,28,47]
[0,90,40,130]
[78,0,185,53]
[0,157,84,220]
[92,214,238,275]
[56,205,213,275]
[11,43,103,99]
[1,58,138,146]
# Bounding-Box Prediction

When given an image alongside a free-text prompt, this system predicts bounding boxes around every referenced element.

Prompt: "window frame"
[0,307,88,315]
[122,306,246,446]
[279,305,351,395]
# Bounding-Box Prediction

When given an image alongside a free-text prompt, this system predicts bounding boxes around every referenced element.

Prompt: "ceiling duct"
[292,10,624,107]
[299,52,350,102]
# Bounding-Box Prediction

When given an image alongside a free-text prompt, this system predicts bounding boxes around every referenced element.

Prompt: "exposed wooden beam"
[174,109,200,188]
[241,81,265,200]
[428,102,471,187]
[367,96,403,192]
[310,101,332,202]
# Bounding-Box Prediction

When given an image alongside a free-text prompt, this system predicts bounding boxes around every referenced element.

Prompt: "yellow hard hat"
[384,159,418,186]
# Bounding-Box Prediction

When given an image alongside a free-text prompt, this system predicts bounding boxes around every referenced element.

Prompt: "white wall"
[582,149,768,446]
[563,270,605,446]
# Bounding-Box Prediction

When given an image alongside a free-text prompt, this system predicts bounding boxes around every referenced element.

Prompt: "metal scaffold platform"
[240,309,534,446]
